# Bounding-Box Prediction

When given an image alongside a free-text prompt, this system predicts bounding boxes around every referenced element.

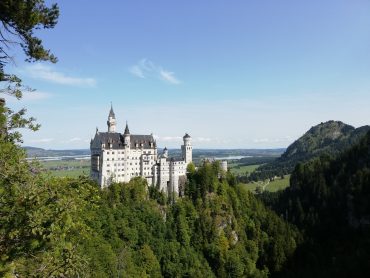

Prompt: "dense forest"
[2,127,370,277]
[260,131,370,277]
[0,139,300,277]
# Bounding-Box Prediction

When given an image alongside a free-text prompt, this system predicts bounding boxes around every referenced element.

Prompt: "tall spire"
[109,102,115,118]
[124,121,130,135]
[107,103,117,133]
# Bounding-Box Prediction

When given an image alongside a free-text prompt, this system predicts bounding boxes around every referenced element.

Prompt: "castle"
[90,105,192,196]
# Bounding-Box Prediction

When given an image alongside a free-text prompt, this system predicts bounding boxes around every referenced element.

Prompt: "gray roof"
[93,132,155,149]
[183,133,191,139]
[109,105,115,118]
[124,122,130,135]
[171,157,185,162]
[130,135,155,149]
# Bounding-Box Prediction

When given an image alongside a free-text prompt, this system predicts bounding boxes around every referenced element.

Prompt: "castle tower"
[123,121,130,147]
[182,133,192,164]
[163,147,168,158]
[107,104,116,133]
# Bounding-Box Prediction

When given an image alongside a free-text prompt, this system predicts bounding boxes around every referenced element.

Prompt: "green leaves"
[1,139,301,277]
[0,0,59,142]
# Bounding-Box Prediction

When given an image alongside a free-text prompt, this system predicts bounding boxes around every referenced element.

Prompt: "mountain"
[280,121,367,161]
[23,146,90,157]
[250,121,370,180]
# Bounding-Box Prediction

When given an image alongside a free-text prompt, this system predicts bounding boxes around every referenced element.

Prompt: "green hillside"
[260,131,370,277]
[250,121,370,181]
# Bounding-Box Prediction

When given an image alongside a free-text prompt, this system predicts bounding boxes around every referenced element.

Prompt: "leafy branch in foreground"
[0,0,59,141]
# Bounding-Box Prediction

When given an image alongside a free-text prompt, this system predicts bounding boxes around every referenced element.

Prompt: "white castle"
[90,105,192,196]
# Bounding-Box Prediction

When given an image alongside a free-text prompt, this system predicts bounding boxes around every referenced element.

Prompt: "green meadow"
[39,159,90,178]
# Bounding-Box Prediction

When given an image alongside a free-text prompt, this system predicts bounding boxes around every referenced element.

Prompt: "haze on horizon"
[4,0,370,149]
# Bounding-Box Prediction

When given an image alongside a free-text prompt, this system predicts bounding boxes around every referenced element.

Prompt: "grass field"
[265,175,291,192]
[229,161,290,193]
[229,164,260,176]
[38,159,90,178]
[240,175,290,193]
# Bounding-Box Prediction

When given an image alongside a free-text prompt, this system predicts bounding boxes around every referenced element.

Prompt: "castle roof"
[124,122,130,135]
[170,157,185,162]
[93,132,155,149]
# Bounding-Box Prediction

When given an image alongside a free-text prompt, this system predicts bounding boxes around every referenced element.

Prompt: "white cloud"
[129,59,181,84]
[30,138,54,143]
[253,136,294,143]
[129,65,145,78]
[68,137,83,142]
[193,137,212,143]
[59,137,89,144]
[161,136,182,142]
[152,135,182,143]
[26,63,96,87]
[253,138,269,143]
[159,69,180,84]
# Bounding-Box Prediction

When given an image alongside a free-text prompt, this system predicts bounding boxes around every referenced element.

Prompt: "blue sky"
[4,0,370,149]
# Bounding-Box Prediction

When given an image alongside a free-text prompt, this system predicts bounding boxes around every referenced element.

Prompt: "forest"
[0,139,300,277]
[259,131,370,277]
[2,131,369,277]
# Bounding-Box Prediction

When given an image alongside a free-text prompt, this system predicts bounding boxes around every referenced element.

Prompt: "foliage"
[0,139,301,277]
[260,131,370,277]
[0,0,59,142]
[0,140,97,276]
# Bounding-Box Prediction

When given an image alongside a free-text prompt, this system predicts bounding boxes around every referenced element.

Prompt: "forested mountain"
[250,121,370,180]
[0,139,299,277]
[260,131,370,277]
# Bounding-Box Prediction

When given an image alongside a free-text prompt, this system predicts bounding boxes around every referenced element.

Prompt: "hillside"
[23,146,90,157]
[250,121,370,180]
[261,130,370,277]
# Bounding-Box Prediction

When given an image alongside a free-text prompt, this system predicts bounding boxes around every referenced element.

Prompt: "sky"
[3,0,370,149]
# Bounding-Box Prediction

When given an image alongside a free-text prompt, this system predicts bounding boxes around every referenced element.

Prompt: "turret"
[107,103,116,133]
[124,121,130,147]
[163,147,168,158]
[182,133,192,164]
